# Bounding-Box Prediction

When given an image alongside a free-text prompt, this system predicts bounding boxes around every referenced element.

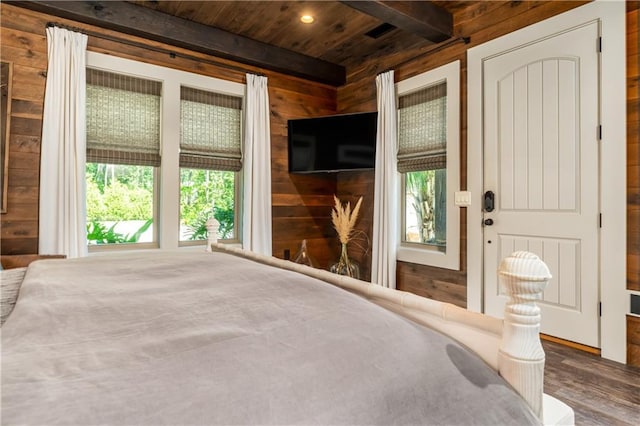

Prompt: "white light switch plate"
[454,191,471,206]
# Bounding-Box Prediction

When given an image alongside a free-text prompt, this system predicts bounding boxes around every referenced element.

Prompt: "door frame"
[467,1,626,363]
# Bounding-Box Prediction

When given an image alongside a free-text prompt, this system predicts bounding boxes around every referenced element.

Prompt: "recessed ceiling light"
[300,15,315,24]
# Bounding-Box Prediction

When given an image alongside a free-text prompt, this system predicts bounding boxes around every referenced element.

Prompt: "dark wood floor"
[542,340,640,425]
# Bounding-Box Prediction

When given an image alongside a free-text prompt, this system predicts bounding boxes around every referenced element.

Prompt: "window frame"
[86,52,245,251]
[396,60,460,270]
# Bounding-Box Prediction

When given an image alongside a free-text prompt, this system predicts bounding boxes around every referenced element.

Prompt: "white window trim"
[86,52,245,250]
[396,60,460,270]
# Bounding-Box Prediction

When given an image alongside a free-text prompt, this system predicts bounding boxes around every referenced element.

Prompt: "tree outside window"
[404,169,446,247]
[180,169,236,241]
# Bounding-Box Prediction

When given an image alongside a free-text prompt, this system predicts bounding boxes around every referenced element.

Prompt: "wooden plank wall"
[0,4,339,267]
[336,1,588,307]
[626,0,639,368]
[627,2,639,293]
[629,315,640,367]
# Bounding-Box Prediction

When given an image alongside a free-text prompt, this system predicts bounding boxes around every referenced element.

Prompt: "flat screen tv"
[288,112,377,173]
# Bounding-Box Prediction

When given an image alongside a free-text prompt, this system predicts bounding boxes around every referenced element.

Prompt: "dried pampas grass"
[331,195,363,244]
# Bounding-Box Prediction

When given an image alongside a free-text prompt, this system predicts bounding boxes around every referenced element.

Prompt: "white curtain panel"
[39,27,88,258]
[371,70,398,288]
[242,74,272,256]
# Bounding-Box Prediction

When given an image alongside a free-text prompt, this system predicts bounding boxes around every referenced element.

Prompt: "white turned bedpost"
[498,251,551,420]
[205,218,220,252]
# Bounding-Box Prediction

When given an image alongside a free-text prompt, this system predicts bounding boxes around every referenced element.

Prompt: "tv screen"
[288,112,377,173]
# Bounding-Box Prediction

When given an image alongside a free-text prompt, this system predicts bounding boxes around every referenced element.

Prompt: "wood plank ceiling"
[130,1,470,80]
[12,0,472,86]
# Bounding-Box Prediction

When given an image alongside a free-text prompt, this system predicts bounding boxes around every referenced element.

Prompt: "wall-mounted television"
[288,111,377,173]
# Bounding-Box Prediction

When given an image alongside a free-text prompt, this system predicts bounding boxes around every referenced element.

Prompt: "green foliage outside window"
[86,164,153,221]
[86,163,155,245]
[180,169,235,240]
[405,169,446,246]
[86,180,153,221]
[86,164,237,245]
[86,219,153,244]
[406,170,435,243]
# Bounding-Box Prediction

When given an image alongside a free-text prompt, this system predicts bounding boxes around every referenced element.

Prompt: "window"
[179,87,242,243]
[85,69,160,247]
[396,61,460,270]
[86,52,245,250]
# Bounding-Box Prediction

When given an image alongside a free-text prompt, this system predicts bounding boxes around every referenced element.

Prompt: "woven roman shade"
[397,82,447,172]
[180,86,242,171]
[86,69,161,166]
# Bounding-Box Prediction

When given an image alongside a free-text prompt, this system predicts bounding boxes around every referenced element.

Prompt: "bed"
[0,236,574,425]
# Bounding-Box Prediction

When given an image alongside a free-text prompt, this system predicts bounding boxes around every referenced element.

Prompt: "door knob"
[484,218,494,226]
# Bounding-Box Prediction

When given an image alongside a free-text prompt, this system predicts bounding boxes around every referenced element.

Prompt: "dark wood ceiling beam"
[341,1,452,43]
[6,0,346,86]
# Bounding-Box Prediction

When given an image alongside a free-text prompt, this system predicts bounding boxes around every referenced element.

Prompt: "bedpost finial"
[499,250,551,282]
[498,251,551,419]
[498,249,550,323]
[205,218,220,252]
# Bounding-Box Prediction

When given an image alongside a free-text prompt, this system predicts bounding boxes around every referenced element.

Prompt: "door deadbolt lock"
[484,191,495,212]
[483,218,494,226]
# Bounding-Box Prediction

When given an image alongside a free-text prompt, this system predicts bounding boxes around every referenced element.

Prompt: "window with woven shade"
[180,86,242,171]
[179,86,243,243]
[398,82,447,172]
[396,61,460,271]
[86,69,161,166]
[85,68,160,248]
[84,51,245,251]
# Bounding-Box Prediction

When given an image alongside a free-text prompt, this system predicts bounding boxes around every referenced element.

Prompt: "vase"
[292,239,317,268]
[330,243,360,279]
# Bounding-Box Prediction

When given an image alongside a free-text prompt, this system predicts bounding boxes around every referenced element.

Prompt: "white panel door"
[482,22,600,347]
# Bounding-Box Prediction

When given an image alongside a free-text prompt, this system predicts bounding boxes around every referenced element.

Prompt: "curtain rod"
[379,36,471,76]
[45,22,266,78]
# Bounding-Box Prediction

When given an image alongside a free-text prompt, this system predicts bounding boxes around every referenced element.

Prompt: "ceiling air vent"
[365,23,397,39]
